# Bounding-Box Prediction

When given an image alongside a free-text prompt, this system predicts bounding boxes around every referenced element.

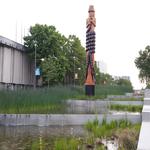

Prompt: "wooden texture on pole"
[85,5,96,96]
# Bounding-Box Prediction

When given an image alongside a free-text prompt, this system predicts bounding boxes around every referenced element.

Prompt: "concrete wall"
[0,36,33,88]
[137,89,150,150]
[0,114,141,126]
[66,100,143,114]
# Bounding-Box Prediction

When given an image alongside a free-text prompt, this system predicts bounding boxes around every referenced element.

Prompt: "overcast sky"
[1,0,150,89]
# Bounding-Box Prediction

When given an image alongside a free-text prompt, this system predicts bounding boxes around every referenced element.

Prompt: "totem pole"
[85,5,96,96]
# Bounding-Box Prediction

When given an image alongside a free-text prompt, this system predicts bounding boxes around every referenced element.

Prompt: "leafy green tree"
[98,73,114,85]
[24,24,86,85]
[115,78,133,90]
[63,35,86,85]
[135,45,150,86]
[41,55,68,85]
[24,24,67,64]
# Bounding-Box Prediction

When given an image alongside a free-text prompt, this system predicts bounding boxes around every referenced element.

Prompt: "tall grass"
[85,118,141,150]
[73,84,133,100]
[110,104,143,112]
[0,86,81,114]
[0,85,133,113]
[85,118,133,138]
[95,85,133,96]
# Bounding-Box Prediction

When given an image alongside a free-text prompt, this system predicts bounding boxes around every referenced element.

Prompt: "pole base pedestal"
[85,85,95,96]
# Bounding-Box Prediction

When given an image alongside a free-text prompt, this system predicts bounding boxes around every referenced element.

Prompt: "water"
[0,125,118,150]
[0,125,85,150]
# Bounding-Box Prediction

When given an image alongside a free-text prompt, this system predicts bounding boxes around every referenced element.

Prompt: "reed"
[0,84,133,113]
[110,104,143,112]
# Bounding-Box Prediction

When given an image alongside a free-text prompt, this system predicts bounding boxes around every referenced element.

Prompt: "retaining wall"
[0,113,141,126]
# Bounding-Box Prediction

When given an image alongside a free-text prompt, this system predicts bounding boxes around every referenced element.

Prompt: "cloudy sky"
[1,0,150,89]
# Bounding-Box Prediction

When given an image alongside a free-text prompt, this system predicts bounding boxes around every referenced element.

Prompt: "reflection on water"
[0,126,119,150]
[0,125,85,150]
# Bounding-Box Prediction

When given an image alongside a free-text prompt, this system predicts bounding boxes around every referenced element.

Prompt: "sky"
[0,0,150,89]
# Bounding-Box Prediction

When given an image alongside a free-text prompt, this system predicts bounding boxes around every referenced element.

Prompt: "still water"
[0,125,84,150]
[0,125,118,150]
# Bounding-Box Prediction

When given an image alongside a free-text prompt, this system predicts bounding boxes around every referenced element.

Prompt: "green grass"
[0,85,134,113]
[85,118,141,150]
[95,85,133,96]
[110,104,143,112]
[0,86,81,114]
[85,118,133,138]
[110,97,144,101]
[54,138,80,150]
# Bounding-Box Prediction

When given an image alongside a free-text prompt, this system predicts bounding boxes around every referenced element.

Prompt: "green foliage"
[24,24,86,85]
[24,24,133,90]
[135,45,150,86]
[54,138,79,150]
[85,118,132,138]
[85,118,140,150]
[110,104,143,112]
[115,79,133,91]
[0,83,136,113]
[0,86,82,114]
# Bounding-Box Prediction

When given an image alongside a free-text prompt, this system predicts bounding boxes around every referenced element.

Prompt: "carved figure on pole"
[85,5,96,96]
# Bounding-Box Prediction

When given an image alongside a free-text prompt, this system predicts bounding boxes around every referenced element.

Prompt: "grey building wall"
[0,35,33,88]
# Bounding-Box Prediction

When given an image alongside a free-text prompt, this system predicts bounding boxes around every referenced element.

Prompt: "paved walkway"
[137,89,150,150]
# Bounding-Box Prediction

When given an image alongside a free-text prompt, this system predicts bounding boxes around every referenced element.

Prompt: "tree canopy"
[135,45,150,86]
[24,24,86,85]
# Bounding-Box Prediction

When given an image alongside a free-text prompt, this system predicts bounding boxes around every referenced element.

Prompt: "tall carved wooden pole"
[85,5,96,96]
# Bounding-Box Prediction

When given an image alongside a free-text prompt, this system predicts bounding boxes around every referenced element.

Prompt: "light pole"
[73,56,75,87]
[34,41,37,89]
[78,67,81,85]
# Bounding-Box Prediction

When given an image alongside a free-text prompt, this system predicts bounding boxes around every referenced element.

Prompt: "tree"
[41,55,68,85]
[64,35,86,85]
[135,45,150,86]
[24,24,86,85]
[24,24,67,65]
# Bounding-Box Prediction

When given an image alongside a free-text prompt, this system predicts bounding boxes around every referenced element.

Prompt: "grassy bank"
[0,85,133,113]
[110,104,143,112]
[84,118,141,150]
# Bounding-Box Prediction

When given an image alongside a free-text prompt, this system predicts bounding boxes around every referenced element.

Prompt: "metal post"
[73,56,75,87]
[34,43,37,89]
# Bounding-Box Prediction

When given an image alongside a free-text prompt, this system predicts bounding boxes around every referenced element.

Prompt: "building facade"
[0,35,33,89]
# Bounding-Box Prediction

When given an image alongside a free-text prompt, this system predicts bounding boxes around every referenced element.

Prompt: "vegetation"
[24,24,87,85]
[24,24,133,91]
[85,118,141,150]
[0,86,81,114]
[135,45,150,87]
[110,104,143,112]
[20,119,140,150]
[110,97,144,101]
[0,84,135,113]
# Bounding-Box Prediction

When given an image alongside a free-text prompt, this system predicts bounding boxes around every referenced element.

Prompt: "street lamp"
[40,58,45,62]
[33,41,37,89]
[73,56,76,87]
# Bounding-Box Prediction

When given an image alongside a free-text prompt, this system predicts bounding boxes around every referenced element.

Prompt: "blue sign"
[35,68,40,76]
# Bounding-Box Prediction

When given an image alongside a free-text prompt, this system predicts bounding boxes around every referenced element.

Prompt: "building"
[96,61,107,73]
[0,35,33,89]
[113,75,130,81]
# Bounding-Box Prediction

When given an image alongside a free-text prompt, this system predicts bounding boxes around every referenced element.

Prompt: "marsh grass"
[85,118,141,150]
[0,86,81,114]
[54,138,80,150]
[110,104,143,112]
[85,118,133,138]
[0,85,133,113]
[110,97,144,101]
